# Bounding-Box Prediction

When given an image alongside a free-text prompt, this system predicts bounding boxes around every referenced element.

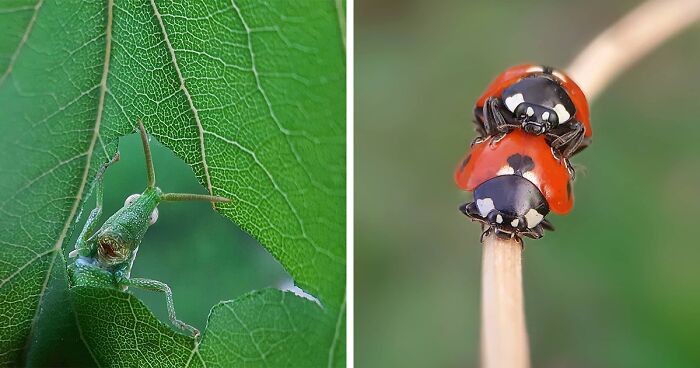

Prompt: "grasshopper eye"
[149,208,159,225]
[124,194,141,207]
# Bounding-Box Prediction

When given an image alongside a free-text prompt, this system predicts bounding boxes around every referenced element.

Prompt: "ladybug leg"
[473,107,488,138]
[519,220,554,239]
[489,133,506,146]
[483,97,519,136]
[565,159,575,180]
[484,97,505,133]
[520,225,544,239]
[547,121,585,158]
[460,201,480,218]
[481,100,500,137]
[559,125,585,158]
[540,219,555,231]
[572,136,592,155]
[493,227,523,243]
[472,105,492,145]
[470,135,486,147]
[549,146,576,179]
[460,202,488,226]
[459,203,494,241]
[480,226,491,242]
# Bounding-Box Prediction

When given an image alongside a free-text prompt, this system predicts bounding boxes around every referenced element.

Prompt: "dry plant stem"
[567,0,700,102]
[480,232,529,368]
[477,2,700,367]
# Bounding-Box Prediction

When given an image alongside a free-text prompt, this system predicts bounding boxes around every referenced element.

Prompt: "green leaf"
[0,0,345,366]
[71,287,341,367]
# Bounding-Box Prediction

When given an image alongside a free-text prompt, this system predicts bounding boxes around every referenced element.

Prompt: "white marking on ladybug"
[496,214,503,223]
[526,66,544,73]
[497,165,515,176]
[525,209,544,228]
[526,107,535,116]
[551,70,567,81]
[553,104,570,122]
[504,93,524,112]
[522,171,539,187]
[541,111,550,121]
[511,218,519,227]
[476,198,495,218]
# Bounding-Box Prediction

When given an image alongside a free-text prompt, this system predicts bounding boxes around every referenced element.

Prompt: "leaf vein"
[71,298,102,368]
[0,0,43,87]
[149,0,214,197]
[327,295,345,368]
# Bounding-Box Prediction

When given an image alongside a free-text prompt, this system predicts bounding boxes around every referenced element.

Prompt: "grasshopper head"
[95,189,161,267]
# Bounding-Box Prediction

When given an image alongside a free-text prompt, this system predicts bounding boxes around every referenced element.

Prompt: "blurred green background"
[66,133,289,332]
[356,0,700,367]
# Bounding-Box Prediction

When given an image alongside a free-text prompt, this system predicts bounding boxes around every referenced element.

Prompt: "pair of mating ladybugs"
[455,64,592,240]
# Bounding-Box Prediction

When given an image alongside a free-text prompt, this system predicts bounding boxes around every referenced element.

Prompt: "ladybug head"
[501,75,576,135]
[460,175,551,239]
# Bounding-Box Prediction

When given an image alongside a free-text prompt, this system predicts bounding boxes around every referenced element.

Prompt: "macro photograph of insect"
[356,0,700,367]
[5,0,700,367]
[0,1,345,367]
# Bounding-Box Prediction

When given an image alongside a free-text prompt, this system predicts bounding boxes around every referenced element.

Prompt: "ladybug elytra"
[455,130,573,239]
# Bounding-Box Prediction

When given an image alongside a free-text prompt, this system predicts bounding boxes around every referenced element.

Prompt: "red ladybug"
[455,130,573,239]
[474,64,591,158]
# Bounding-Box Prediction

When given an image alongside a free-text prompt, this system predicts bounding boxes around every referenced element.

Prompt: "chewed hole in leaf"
[67,133,291,330]
[277,278,323,307]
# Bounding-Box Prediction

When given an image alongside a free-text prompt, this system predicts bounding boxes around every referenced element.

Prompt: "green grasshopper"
[68,119,229,337]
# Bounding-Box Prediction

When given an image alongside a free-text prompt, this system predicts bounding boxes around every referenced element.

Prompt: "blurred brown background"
[355,0,700,367]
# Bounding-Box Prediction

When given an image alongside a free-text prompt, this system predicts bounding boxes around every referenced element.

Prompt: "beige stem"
[480,232,529,368]
[477,2,700,367]
[567,0,700,102]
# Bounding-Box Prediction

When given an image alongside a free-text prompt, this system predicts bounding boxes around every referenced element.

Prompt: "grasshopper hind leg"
[118,276,200,338]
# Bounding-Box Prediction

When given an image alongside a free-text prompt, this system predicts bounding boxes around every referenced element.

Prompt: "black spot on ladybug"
[567,181,572,199]
[459,154,471,170]
[507,154,535,175]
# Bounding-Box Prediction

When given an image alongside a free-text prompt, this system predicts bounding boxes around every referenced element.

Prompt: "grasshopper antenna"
[160,192,231,203]
[136,119,231,205]
[137,118,156,188]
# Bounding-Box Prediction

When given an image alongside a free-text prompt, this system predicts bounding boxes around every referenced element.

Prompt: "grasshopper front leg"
[69,152,120,258]
[69,206,102,259]
[117,275,200,338]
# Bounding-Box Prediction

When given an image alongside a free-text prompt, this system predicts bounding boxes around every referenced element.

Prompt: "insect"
[455,130,573,240]
[473,64,591,159]
[68,119,230,337]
